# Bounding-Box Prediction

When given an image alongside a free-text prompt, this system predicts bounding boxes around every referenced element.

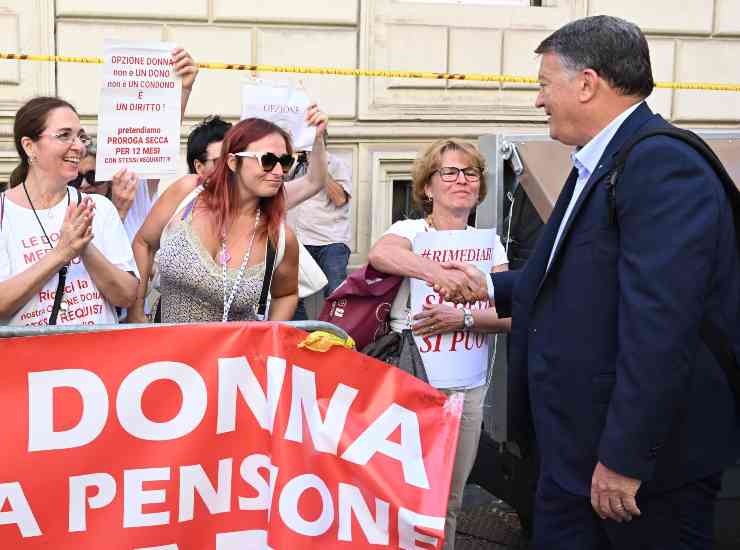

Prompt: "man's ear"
[193,159,205,177]
[579,68,600,102]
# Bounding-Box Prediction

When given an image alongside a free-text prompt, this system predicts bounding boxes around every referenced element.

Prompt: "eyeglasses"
[233,151,296,172]
[41,130,92,147]
[435,166,481,182]
[68,170,100,188]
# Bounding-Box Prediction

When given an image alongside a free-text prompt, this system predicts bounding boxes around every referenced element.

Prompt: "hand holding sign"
[242,79,318,150]
[171,46,198,91]
[97,40,182,180]
[305,102,327,139]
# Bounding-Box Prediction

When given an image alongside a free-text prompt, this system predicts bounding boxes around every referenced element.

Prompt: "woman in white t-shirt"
[367,138,510,550]
[0,97,138,326]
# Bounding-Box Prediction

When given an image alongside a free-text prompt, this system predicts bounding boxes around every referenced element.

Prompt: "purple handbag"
[318,265,403,350]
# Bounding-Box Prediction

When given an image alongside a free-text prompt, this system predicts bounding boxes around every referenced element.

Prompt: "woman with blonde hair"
[367,137,510,549]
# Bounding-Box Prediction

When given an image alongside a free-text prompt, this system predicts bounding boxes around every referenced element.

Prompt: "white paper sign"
[96,40,182,180]
[241,79,316,150]
[410,229,496,389]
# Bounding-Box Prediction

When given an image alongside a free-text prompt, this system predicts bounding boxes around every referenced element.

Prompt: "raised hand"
[171,47,198,92]
[305,103,328,138]
[57,196,94,262]
[110,168,139,220]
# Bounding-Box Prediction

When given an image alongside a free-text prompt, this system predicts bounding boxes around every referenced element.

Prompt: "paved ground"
[456,485,529,550]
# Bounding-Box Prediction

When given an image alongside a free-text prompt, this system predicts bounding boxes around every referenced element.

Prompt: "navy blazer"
[493,103,740,496]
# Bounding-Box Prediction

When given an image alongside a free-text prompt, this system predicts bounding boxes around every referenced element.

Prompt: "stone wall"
[1,0,738,261]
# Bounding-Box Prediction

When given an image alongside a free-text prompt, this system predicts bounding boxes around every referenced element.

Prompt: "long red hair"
[200,118,292,244]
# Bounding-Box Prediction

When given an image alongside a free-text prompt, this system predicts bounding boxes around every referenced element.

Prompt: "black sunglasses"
[234,151,296,172]
[68,170,102,188]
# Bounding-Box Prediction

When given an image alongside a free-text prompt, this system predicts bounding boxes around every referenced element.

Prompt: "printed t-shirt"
[383,218,508,333]
[0,189,139,326]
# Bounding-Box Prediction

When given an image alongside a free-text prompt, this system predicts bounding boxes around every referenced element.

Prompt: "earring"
[425,194,433,204]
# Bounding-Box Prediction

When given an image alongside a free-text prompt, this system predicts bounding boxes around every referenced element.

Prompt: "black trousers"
[532,470,722,550]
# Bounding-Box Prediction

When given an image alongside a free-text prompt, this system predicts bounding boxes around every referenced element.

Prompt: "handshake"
[430,261,491,304]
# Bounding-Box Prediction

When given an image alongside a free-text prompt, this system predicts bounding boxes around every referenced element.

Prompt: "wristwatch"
[463,307,474,329]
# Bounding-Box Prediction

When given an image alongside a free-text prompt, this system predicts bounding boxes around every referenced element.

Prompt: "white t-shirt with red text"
[384,218,508,333]
[0,189,138,326]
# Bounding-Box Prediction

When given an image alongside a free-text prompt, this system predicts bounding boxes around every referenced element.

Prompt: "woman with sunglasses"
[0,96,138,326]
[129,107,327,323]
[366,138,510,550]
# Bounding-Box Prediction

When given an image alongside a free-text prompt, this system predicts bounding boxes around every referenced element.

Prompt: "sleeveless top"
[158,202,285,323]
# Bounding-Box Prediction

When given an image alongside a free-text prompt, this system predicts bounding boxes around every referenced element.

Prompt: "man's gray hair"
[535,15,654,99]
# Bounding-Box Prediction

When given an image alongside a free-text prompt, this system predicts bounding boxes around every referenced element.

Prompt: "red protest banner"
[0,323,462,549]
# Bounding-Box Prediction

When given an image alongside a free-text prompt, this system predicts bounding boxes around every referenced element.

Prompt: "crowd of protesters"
[3,14,739,550]
[0,40,509,547]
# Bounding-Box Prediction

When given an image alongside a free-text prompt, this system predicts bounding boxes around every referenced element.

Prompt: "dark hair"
[200,118,292,244]
[535,15,654,99]
[186,115,232,174]
[10,96,78,188]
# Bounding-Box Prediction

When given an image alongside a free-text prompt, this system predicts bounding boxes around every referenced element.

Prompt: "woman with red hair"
[129,107,326,322]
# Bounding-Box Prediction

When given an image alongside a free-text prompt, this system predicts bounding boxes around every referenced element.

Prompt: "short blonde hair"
[411,138,487,215]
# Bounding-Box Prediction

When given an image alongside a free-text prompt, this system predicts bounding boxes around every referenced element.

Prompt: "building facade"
[1,0,739,265]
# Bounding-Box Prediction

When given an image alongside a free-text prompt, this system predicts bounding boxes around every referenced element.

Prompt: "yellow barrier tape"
[298,331,356,352]
[2,52,740,92]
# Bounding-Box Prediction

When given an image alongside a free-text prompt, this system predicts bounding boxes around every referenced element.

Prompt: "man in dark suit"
[436,15,740,549]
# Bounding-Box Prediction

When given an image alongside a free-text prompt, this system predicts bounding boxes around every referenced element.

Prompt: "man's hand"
[431,261,489,304]
[590,461,642,522]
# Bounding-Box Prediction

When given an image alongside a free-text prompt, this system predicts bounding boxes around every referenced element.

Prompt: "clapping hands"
[57,196,95,262]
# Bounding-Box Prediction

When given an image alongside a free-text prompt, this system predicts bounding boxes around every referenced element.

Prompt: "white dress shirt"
[486,101,643,301]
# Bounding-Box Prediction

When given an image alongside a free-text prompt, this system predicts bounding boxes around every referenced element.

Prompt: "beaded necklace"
[221,209,261,322]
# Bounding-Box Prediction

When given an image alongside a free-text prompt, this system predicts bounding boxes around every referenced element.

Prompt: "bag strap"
[256,238,277,320]
[49,265,68,325]
[609,126,740,255]
[608,126,740,403]
[180,192,198,221]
